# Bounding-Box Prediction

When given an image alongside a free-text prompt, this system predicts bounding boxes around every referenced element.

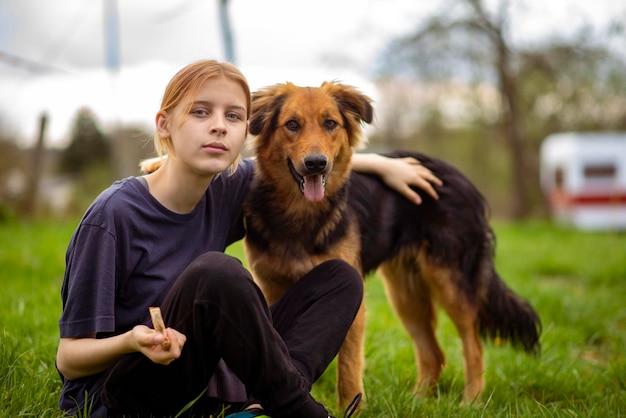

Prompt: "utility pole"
[20,113,47,217]
[104,0,121,73]
[218,0,236,64]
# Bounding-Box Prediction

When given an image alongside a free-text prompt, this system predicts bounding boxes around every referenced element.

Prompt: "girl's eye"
[226,112,242,121]
[191,108,209,116]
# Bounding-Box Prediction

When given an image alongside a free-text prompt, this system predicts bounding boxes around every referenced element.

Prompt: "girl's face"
[157,76,248,178]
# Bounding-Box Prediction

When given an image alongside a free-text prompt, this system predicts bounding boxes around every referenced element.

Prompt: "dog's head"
[248,81,373,202]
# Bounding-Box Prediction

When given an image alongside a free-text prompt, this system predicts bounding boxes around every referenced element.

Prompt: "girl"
[56,60,441,417]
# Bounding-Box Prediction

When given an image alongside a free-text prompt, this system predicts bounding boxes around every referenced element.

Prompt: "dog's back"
[350,151,490,274]
[351,150,540,352]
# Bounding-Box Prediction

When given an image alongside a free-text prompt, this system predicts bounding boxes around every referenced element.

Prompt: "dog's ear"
[250,84,287,137]
[324,81,374,125]
[324,81,374,148]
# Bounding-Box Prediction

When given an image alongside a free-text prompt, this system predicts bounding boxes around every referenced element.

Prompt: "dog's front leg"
[337,301,366,409]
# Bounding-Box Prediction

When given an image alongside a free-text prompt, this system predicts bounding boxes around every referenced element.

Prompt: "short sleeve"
[59,223,117,337]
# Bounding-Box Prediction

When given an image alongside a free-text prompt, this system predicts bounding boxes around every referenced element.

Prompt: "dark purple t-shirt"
[58,159,253,414]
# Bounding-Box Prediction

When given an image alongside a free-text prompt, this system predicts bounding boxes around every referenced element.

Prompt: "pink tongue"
[303,175,325,202]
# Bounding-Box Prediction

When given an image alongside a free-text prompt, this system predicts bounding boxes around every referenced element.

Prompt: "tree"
[0,138,24,217]
[374,0,626,219]
[59,107,110,174]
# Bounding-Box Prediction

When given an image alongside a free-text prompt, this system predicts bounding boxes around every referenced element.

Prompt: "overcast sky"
[0,0,623,147]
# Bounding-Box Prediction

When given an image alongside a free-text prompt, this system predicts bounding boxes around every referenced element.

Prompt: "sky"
[0,0,623,147]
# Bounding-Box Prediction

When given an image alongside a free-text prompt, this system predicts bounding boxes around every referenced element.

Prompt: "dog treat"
[149,306,171,350]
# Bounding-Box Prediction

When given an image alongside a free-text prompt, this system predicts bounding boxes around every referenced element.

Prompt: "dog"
[243,81,541,407]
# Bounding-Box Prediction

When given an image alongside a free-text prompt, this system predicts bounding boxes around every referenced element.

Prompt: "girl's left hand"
[132,325,186,365]
[381,157,443,204]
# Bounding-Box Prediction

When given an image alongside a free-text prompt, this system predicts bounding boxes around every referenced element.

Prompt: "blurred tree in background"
[371,0,626,219]
[1,0,624,221]
[59,108,111,175]
[51,108,116,216]
[0,105,153,219]
[58,110,154,216]
[0,124,25,219]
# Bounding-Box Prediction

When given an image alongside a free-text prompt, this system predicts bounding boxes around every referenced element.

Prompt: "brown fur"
[243,81,541,408]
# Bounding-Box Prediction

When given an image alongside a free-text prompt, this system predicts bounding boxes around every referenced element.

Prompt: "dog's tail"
[477,232,541,356]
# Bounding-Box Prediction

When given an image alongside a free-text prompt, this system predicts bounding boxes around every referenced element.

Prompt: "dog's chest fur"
[243,176,361,291]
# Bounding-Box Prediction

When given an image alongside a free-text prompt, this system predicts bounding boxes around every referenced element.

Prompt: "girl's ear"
[156,111,170,138]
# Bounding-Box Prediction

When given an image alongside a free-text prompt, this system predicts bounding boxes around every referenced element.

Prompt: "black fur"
[352,150,541,353]
[245,148,541,354]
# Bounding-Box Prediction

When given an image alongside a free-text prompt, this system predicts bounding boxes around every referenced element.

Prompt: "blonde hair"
[140,60,251,174]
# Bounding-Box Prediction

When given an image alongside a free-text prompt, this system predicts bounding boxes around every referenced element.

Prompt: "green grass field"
[1,220,625,417]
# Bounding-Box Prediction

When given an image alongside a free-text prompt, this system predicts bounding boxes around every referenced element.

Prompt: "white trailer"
[540,132,626,230]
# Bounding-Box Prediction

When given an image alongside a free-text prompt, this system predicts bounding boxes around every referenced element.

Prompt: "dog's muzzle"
[288,155,328,202]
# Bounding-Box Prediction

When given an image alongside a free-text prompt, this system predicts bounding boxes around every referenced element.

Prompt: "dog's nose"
[304,154,328,173]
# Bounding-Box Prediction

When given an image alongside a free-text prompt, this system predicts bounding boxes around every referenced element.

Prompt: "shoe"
[330,393,362,418]
[225,407,270,418]
[226,393,361,418]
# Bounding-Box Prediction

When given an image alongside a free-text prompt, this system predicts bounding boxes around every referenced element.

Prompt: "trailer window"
[583,164,616,180]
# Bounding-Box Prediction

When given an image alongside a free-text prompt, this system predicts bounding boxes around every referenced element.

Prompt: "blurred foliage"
[2,0,625,221]
[371,0,626,219]
[56,116,154,218]
[0,106,155,220]
[58,108,111,175]
[0,116,26,219]
[0,139,25,207]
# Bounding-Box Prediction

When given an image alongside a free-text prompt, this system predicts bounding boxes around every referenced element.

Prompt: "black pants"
[103,252,363,417]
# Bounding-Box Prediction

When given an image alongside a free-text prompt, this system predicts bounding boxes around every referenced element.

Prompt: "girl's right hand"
[131,325,187,365]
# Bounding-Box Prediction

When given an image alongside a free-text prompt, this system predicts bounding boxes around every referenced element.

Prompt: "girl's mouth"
[202,142,228,153]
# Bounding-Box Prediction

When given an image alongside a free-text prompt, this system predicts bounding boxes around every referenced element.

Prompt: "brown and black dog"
[243,81,541,407]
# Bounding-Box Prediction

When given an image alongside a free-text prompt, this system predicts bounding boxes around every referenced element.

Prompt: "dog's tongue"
[303,175,325,202]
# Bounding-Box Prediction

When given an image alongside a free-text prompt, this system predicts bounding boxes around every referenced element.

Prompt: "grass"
[1,219,625,417]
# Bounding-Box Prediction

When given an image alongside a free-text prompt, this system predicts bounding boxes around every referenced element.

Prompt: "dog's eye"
[285,120,300,132]
[324,119,338,130]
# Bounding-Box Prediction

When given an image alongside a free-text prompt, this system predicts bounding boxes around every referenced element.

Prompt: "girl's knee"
[179,252,254,293]
[314,259,364,296]
[189,252,244,276]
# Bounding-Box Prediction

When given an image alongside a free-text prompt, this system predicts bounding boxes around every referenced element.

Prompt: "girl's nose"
[210,115,227,135]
